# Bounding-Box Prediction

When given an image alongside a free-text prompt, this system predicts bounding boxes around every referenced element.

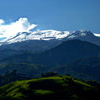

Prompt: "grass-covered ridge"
[0,76,100,100]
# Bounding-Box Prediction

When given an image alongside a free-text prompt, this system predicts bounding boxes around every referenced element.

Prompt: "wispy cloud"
[0,18,37,38]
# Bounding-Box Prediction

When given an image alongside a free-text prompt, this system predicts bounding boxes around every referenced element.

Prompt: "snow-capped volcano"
[0,29,100,46]
[0,28,100,61]
[0,18,100,54]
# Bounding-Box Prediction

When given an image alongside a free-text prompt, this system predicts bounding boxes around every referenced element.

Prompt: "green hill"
[0,76,100,100]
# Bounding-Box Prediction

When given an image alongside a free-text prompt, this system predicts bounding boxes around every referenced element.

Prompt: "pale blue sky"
[0,0,100,33]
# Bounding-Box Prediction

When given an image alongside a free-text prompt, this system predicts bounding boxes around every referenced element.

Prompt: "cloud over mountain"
[0,18,37,38]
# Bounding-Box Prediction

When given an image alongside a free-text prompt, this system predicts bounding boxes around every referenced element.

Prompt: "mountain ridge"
[0,30,99,58]
[0,40,100,81]
[1,39,100,65]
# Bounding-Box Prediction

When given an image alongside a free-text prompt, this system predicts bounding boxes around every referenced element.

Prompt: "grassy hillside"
[0,76,100,100]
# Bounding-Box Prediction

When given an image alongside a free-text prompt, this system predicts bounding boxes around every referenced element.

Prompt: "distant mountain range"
[1,39,100,65]
[0,30,100,81]
[0,30,100,59]
[0,30,100,52]
[0,39,100,81]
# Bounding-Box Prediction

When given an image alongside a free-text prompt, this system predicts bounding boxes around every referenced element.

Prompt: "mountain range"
[0,30,100,81]
[0,30,100,52]
[1,39,100,65]
[0,30,100,60]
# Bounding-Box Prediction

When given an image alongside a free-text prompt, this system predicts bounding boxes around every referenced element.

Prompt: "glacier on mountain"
[0,18,100,53]
[0,29,99,45]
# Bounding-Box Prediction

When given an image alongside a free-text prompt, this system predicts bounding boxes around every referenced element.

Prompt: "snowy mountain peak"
[0,29,99,54]
[0,18,100,53]
[94,33,100,37]
[0,29,100,47]
[0,30,70,45]
[0,17,99,46]
[73,30,94,36]
[64,30,94,39]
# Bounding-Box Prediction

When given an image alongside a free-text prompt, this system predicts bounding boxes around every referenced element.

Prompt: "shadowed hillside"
[1,40,100,66]
[0,76,100,100]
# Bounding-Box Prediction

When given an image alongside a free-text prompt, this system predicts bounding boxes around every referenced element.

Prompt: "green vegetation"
[0,76,100,100]
[34,89,54,95]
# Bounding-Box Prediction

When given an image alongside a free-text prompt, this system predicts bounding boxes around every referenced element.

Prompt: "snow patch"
[94,33,100,37]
